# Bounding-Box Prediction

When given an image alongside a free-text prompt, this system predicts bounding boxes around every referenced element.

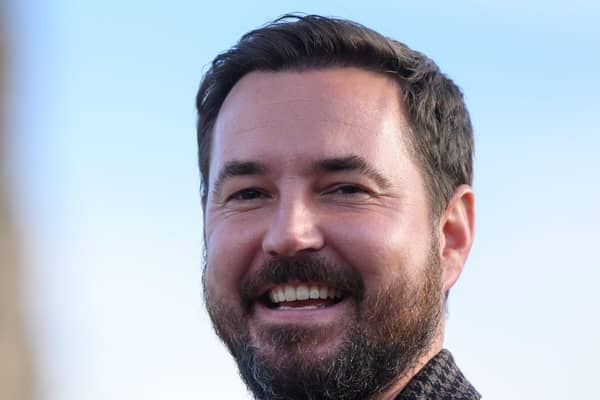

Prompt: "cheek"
[326,212,432,283]
[204,215,265,298]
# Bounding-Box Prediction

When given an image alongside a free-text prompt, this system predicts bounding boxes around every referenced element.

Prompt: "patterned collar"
[394,349,481,400]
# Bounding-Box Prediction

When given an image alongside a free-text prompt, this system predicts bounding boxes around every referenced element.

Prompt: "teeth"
[280,305,320,310]
[309,287,320,299]
[319,287,328,299]
[284,286,296,301]
[275,288,285,302]
[296,285,309,300]
[268,284,344,304]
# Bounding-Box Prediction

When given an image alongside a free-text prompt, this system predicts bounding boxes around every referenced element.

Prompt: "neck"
[375,332,444,400]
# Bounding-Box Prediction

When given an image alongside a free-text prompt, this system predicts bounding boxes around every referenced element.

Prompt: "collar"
[394,349,481,400]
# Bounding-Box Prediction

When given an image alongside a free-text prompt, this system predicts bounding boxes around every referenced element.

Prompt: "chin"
[249,319,350,362]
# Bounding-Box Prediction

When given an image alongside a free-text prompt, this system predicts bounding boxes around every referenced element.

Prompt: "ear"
[438,184,475,294]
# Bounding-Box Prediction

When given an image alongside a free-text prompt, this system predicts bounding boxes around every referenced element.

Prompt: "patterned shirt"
[394,350,481,400]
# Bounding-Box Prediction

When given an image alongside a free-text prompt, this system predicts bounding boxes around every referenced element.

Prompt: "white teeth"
[296,285,309,300]
[319,287,328,299]
[309,286,320,299]
[284,286,297,301]
[279,305,320,310]
[268,284,344,304]
[275,288,285,302]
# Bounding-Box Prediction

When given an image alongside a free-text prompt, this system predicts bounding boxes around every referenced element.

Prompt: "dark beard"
[203,249,443,400]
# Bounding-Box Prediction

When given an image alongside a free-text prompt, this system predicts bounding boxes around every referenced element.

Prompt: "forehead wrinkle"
[218,93,390,138]
[224,119,377,141]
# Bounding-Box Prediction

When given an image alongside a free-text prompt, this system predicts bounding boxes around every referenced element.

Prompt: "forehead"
[210,67,413,178]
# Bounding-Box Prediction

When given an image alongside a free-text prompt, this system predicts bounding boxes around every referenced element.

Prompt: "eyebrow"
[212,160,268,197]
[313,155,392,189]
[211,155,391,198]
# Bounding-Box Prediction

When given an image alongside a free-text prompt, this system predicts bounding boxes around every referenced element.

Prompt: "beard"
[203,244,444,400]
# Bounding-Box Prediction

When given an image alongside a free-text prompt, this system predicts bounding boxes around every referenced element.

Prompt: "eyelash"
[327,184,369,195]
[225,184,371,204]
[227,188,267,202]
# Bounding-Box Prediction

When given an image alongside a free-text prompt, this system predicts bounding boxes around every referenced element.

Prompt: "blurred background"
[2,1,598,399]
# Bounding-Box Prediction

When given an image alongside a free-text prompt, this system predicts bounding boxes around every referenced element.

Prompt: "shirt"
[394,349,481,400]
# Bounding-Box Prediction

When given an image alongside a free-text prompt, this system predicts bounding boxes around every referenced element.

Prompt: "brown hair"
[196,14,473,219]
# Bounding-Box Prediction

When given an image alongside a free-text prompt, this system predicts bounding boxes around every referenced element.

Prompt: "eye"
[227,188,266,202]
[329,185,368,195]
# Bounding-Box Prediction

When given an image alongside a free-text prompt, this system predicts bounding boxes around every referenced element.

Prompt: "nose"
[262,195,325,257]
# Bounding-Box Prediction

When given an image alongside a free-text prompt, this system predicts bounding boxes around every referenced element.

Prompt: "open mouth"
[259,283,346,310]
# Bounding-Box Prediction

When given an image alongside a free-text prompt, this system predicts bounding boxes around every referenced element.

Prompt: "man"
[197,14,479,400]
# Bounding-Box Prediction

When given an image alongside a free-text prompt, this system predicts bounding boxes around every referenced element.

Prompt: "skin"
[203,67,475,399]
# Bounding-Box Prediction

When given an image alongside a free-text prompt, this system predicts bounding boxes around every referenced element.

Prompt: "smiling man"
[197,15,479,400]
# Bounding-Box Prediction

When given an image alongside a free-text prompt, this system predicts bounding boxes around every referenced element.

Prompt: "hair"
[196,14,473,219]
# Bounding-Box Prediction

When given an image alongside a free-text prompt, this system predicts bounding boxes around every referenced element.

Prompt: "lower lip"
[253,297,351,324]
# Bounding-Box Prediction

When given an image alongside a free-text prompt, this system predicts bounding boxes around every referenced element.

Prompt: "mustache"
[239,254,365,307]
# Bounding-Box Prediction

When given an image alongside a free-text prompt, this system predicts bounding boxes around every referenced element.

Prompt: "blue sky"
[6,1,600,399]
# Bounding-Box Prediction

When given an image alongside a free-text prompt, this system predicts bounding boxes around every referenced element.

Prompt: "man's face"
[203,68,446,399]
